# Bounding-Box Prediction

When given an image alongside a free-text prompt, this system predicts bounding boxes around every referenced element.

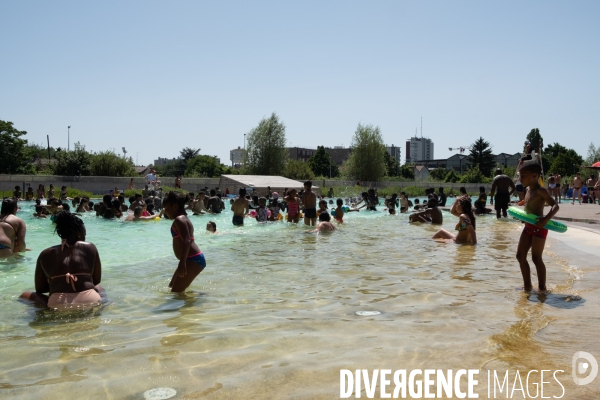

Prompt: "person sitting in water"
[432,196,477,244]
[0,199,28,258]
[25,187,34,201]
[409,197,443,224]
[162,191,206,292]
[314,211,336,232]
[438,187,447,207]
[317,199,328,217]
[206,221,217,233]
[193,192,209,215]
[474,192,493,215]
[125,206,158,221]
[20,211,104,309]
[269,198,281,221]
[255,197,268,223]
[33,205,48,218]
[13,186,22,200]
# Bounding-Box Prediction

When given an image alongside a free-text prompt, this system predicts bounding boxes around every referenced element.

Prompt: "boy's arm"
[450,200,460,217]
[535,189,559,228]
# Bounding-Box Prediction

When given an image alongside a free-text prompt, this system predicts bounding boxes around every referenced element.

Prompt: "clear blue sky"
[2,1,599,166]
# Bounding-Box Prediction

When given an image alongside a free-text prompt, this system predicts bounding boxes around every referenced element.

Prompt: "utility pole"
[68,126,71,151]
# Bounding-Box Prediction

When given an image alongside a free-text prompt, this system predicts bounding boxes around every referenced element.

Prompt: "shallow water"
[1,201,599,399]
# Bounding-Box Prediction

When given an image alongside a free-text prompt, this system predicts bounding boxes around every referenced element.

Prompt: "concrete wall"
[0,175,220,195]
[1,174,493,196]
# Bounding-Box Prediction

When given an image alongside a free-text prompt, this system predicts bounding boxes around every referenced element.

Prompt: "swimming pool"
[0,200,598,398]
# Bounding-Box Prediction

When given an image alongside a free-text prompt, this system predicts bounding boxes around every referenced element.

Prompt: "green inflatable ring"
[507,207,567,233]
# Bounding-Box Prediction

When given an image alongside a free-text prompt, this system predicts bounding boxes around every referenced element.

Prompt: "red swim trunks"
[524,222,548,239]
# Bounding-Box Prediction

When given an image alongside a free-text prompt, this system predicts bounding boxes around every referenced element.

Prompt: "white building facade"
[406,137,434,163]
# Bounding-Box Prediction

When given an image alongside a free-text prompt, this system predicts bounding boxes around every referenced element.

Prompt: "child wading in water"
[432,196,477,244]
[516,162,559,292]
[162,191,206,292]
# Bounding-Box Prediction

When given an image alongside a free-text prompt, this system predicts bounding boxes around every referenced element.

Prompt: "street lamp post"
[244,134,246,150]
[68,126,71,151]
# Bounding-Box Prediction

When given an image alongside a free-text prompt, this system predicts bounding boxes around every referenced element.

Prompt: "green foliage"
[585,143,600,165]
[180,147,201,161]
[429,167,448,181]
[444,169,459,183]
[283,159,315,181]
[549,154,582,177]
[0,120,35,174]
[467,137,495,177]
[308,146,339,178]
[64,187,94,199]
[155,159,186,177]
[542,143,583,176]
[185,155,223,177]
[460,165,490,184]
[90,150,136,177]
[399,164,415,180]
[343,124,387,181]
[383,151,400,177]
[244,113,288,175]
[499,165,517,179]
[526,128,544,153]
[51,142,93,176]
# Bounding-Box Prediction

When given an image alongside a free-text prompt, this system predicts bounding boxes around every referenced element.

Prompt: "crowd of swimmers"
[0,150,567,311]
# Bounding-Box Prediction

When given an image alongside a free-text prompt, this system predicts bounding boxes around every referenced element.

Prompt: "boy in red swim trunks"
[516,162,559,292]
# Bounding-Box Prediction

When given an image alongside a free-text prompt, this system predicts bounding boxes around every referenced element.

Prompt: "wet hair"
[134,206,142,217]
[163,191,187,213]
[129,195,135,204]
[147,203,155,213]
[62,203,71,212]
[239,188,246,197]
[319,212,331,222]
[35,205,44,213]
[459,187,467,195]
[457,197,476,230]
[496,168,503,175]
[336,198,343,206]
[414,199,420,204]
[89,201,95,209]
[427,197,439,207]
[111,199,121,209]
[319,199,327,207]
[103,194,112,206]
[304,180,312,187]
[1,199,18,215]
[520,162,542,175]
[210,189,216,196]
[54,211,85,244]
[439,187,444,192]
[479,186,485,193]
[207,221,217,231]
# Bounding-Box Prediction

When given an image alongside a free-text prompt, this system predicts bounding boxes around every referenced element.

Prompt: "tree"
[0,120,35,174]
[444,169,459,183]
[526,128,544,153]
[383,151,400,177]
[180,147,201,161]
[585,143,600,165]
[51,142,92,176]
[308,146,339,178]
[466,137,495,177]
[244,113,288,175]
[460,165,489,184]
[399,164,415,180]
[283,159,315,181]
[343,123,387,181]
[429,167,448,181]
[542,143,583,175]
[549,153,583,177]
[185,155,223,177]
[90,150,136,176]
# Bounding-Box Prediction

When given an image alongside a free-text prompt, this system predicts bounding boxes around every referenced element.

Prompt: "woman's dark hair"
[134,206,142,216]
[54,211,85,243]
[319,212,331,222]
[207,221,217,230]
[458,197,476,230]
[459,187,467,195]
[103,194,112,206]
[62,203,71,212]
[1,199,18,216]
[163,191,187,213]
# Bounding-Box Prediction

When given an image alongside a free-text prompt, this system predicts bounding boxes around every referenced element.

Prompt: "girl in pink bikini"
[162,191,206,292]
[284,189,300,223]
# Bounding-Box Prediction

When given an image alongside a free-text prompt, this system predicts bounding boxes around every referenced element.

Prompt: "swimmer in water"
[0,199,28,258]
[409,197,443,224]
[313,212,336,232]
[20,211,104,309]
[334,198,344,223]
[162,191,206,292]
[206,221,217,233]
[432,196,477,244]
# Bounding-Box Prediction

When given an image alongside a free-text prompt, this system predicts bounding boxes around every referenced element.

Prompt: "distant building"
[154,157,180,166]
[287,146,352,166]
[230,147,246,167]
[413,165,430,181]
[406,137,434,163]
[386,144,401,164]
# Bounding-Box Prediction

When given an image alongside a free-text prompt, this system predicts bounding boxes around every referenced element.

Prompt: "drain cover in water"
[144,387,177,400]
[355,311,381,316]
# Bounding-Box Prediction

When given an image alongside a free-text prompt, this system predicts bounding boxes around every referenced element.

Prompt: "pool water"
[0,200,598,399]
